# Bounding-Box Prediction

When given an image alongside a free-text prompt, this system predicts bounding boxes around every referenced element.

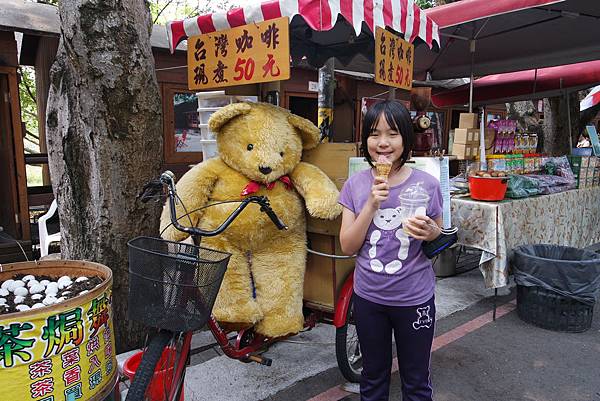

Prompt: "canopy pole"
[388,87,396,100]
[318,58,336,142]
[563,78,573,150]
[469,40,476,113]
[479,106,487,170]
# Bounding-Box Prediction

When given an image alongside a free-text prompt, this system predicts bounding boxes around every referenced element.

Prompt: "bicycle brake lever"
[252,196,288,230]
[137,179,164,203]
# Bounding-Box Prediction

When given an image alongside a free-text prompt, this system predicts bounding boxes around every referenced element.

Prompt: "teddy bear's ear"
[208,102,253,134]
[288,114,320,150]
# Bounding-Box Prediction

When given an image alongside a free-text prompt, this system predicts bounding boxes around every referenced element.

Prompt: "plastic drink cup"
[398,183,430,236]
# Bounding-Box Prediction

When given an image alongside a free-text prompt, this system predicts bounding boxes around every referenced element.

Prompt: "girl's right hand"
[369,176,389,210]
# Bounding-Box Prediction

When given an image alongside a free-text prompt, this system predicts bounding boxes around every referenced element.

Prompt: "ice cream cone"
[375,155,392,179]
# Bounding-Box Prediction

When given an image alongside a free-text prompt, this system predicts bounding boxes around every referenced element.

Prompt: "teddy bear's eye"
[280,151,284,157]
[247,144,254,151]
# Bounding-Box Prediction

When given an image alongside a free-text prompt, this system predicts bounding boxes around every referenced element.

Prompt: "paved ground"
[117,247,600,401]
[268,291,600,401]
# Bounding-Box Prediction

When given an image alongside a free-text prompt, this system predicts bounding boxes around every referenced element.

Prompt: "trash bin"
[433,246,457,277]
[512,244,600,332]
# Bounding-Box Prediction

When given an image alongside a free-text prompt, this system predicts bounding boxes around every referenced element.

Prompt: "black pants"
[353,293,435,401]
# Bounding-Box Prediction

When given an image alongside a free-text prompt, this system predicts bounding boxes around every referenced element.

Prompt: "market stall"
[452,186,600,288]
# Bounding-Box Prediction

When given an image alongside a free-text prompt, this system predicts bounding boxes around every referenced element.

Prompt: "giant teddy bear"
[160,102,342,338]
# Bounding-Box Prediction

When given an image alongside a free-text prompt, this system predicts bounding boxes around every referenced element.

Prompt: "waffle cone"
[375,162,392,178]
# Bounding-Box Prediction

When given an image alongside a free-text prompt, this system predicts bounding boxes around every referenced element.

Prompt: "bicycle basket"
[127,236,231,332]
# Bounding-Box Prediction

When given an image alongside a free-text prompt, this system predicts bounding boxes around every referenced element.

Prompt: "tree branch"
[153,0,176,24]
[23,109,39,119]
[18,67,37,104]
[26,133,40,142]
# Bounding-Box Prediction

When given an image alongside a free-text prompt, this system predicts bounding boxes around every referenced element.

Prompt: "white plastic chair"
[38,199,61,257]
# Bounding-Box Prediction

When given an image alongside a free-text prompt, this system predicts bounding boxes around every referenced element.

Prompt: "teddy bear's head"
[208,102,320,183]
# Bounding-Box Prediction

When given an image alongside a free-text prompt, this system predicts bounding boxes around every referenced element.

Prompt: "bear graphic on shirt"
[368,207,410,274]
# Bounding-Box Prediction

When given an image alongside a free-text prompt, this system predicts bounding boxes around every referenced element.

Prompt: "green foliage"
[415,0,436,8]
[149,0,237,25]
[18,67,40,154]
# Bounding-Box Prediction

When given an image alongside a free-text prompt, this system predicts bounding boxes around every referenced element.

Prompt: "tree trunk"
[542,93,579,156]
[46,0,163,352]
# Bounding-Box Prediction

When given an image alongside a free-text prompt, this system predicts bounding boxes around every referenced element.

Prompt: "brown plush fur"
[160,102,341,337]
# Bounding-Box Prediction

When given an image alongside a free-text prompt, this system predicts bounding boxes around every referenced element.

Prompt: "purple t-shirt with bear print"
[339,167,443,307]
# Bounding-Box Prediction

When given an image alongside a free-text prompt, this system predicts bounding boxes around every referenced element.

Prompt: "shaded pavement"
[266,289,600,401]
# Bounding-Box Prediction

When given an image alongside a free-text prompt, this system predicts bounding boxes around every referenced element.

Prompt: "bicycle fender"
[333,273,354,328]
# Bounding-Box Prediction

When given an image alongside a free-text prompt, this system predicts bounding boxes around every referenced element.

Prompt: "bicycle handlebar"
[160,171,288,237]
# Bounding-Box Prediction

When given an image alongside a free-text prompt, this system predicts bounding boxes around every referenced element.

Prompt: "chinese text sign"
[188,17,290,90]
[0,288,117,400]
[374,27,414,90]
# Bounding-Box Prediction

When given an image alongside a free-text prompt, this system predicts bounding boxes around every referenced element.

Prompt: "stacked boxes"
[301,143,359,311]
[569,156,600,188]
[451,113,495,160]
[459,112,478,130]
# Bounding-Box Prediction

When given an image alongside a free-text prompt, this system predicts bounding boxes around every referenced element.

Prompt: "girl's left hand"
[403,215,441,241]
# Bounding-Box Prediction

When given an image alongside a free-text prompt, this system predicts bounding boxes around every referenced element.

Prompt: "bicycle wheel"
[335,297,362,383]
[125,330,187,401]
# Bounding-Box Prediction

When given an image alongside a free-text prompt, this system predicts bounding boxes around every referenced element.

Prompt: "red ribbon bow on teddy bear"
[241,175,293,197]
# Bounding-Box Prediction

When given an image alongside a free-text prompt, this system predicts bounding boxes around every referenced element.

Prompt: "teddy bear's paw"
[254,313,304,338]
[212,299,263,326]
[307,201,343,220]
[217,321,255,333]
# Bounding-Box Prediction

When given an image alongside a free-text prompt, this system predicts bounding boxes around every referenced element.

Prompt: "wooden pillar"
[0,31,18,67]
[0,30,30,241]
[35,36,59,186]
[318,58,335,142]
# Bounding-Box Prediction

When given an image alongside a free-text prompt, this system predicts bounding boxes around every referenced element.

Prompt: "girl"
[339,100,443,401]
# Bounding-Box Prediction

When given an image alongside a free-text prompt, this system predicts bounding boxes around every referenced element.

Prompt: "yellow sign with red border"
[374,27,414,90]
[0,288,117,401]
[188,17,290,90]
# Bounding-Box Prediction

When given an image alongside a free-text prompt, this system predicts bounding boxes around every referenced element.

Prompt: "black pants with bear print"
[353,293,435,401]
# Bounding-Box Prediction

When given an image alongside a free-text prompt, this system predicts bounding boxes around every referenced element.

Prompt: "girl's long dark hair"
[361,100,414,170]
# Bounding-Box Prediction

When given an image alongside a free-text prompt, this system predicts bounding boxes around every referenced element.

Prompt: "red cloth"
[241,175,293,196]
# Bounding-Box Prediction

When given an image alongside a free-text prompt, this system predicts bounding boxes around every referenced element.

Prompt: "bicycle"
[124,171,287,401]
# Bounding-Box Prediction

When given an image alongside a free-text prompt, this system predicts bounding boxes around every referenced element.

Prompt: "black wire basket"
[516,285,594,333]
[127,236,231,332]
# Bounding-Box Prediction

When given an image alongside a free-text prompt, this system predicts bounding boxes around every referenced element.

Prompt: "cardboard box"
[452,143,478,160]
[302,142,359,190]
[453,128,480,145]
[304,232,355,311]
[459,113,478,129]
[483,128,496,150]
[454,128,496,150]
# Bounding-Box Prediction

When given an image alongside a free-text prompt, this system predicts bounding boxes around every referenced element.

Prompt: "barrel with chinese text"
[0,260,117,401]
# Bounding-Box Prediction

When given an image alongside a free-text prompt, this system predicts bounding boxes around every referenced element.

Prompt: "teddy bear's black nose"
[259,166,272,175]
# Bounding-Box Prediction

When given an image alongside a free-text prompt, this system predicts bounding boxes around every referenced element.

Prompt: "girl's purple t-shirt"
[339,167,443,307]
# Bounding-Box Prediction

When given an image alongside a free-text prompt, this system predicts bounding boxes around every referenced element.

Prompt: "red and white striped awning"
[166,0,440,54]
[581,86,600,112]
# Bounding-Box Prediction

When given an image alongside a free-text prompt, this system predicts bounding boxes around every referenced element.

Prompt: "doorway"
[286,92,318,127]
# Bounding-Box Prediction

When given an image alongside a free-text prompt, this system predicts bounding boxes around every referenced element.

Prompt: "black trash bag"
[512,244,600,306]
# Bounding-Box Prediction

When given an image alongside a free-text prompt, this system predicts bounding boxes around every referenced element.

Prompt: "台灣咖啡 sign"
[187,17,290,90]
[374,27,414,91]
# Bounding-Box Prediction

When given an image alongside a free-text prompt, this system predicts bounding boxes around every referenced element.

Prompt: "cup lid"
[398,182,430,203]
